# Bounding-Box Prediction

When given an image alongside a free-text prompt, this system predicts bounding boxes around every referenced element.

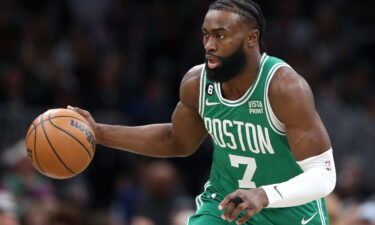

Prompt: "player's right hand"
[67,105,99,140]
[218,188,269,224]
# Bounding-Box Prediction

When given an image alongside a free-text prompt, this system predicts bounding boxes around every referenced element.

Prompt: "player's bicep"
[171,101,207,156]
[170,64,207,156]
[284,110,331,160]
[269,68,331,160]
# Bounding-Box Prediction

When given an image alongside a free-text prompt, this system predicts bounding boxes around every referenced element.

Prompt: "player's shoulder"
[180,64,205,109]
[268,65,316,124]
[269,66,313,101]
[181,64,204,86]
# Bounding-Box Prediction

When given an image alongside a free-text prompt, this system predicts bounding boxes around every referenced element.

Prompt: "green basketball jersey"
[194,53,329,225]
[199,53,302,194]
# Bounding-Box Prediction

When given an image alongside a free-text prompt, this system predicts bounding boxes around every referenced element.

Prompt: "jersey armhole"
[198,66,206,118]
[264,63,291,135]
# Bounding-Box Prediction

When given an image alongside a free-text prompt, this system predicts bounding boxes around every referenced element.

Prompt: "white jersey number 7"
[229,154,257,188]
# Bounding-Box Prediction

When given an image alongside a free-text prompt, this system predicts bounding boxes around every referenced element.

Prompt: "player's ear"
[246,29,259,48]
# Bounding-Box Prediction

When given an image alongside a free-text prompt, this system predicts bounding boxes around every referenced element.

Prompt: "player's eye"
[216,34,224,40]
[203,33,209,39]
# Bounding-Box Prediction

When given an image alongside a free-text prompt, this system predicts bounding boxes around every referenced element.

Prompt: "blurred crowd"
[0,0,374,224]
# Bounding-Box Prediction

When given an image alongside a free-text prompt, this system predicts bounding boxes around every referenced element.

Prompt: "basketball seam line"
[26,123,38,141]
[40,114,76,175]
[26,115,90,143]
[32,115,90,130]
[26,124,36,141]
[48,113,93,159]
[33,124,46,173]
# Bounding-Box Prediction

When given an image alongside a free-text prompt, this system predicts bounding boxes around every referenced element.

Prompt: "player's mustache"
[205,52,223,60]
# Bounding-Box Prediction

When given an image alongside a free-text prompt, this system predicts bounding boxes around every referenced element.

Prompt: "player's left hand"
[218,188,269,224]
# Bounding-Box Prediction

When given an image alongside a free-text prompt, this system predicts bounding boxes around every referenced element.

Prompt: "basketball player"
[69,0,336,224]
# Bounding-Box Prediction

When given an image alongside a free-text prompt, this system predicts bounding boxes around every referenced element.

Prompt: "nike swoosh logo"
[206,99,220,106]
[273,186,283,198]
[301,212,318,225]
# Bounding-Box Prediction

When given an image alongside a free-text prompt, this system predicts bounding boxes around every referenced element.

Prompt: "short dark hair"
[209,0,266,50]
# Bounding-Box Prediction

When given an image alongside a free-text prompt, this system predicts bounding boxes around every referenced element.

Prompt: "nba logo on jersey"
[248,101,263,114]
[325,160,332,171]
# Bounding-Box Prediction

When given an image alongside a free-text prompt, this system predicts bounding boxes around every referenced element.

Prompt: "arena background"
[0,0,374,224]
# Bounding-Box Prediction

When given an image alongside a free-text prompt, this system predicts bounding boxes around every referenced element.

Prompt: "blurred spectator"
[170,208,195,225]
[23,200,53,225]
[131,216,156,225]
[111,170,140,225]
[0,190,19,225]
[48,202,84,225]
[358,198,375,225]
[1,140,55,217]
[132,160,194,225]
[326,194,375,225]
[335,157,373,205]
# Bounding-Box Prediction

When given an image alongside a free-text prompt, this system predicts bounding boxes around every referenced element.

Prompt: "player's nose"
[204,37,217,53]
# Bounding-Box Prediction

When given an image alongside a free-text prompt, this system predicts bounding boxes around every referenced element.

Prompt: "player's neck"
[221,51,262,100]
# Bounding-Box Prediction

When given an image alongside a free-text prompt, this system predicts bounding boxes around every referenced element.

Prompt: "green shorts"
[188,184,329,225]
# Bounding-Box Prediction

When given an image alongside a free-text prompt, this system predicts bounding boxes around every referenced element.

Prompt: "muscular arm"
[257,67,336,207]
[269,67,331,160]
[77,65,207,158]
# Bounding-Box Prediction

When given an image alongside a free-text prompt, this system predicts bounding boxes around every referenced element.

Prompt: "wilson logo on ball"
[70,120,96,149]
[27,148,33,162]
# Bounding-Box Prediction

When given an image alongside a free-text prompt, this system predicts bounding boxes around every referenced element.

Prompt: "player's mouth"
[206,54,221,69]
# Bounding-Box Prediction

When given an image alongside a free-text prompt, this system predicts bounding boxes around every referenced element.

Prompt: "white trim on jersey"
[198,65,206,117]
[214,53,268,107]
[264,63,291,135]
[317,198,327,225]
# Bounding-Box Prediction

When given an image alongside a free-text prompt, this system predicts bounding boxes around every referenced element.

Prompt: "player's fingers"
[67,105,97,126]
[219,192,238,210]
[222,202,236,221]
[227,203,245,222]
[230,196,244,206]
[219,196,231,210]
[236,209,255,225]
[68,105,90,117]
[75,107,90,116]
[67,105,82,114]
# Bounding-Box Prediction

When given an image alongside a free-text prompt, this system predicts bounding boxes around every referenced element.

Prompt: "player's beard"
[205,44,246,83]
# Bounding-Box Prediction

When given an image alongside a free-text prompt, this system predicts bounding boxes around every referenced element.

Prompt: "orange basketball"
[25,108,96,179]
